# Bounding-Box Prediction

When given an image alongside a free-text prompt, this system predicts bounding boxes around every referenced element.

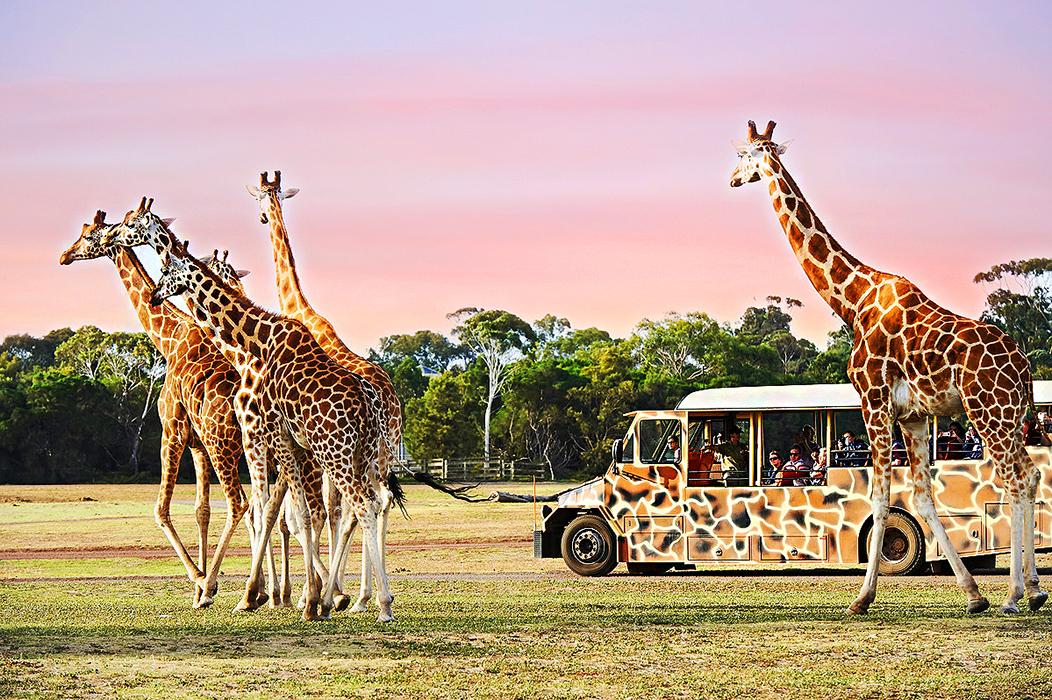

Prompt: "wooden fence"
[394,458,549,481]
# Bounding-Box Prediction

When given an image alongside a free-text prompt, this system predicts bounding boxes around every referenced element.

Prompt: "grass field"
[2,482,1052,699]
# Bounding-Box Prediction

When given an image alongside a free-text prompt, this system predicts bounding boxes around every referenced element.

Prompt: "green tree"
[632,312,726,384]
[0,368,119,483]
[807,324,853,384]
[449,308,536,460]
[566,344,638,474]
[373,330,464,372]
[54,326,165,475]
[974,259,1052,377]
[500,359,585,477]
[0,328,73,372]
[403,369,483,462]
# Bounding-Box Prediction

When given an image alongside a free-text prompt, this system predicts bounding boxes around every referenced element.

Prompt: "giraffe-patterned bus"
[534,382,1052,577]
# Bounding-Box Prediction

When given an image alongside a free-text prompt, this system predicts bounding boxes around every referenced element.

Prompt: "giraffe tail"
[387,471,409,519]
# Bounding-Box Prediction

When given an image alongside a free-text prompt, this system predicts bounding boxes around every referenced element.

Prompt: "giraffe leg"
[153,416,207,603]
[321,499,360,619]
[365,495,395,623]
[848,413,895,615]
[901,419,988,614]
[1002,489,1028,613]
[324,474,353,612]
[194,438,249,609]
[1024,468,1047,611]
[236,476,286,613]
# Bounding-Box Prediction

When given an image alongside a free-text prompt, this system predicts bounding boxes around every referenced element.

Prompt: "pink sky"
[2,2,1050,354]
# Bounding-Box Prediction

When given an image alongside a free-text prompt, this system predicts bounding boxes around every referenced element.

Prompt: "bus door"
[619,416,686,563]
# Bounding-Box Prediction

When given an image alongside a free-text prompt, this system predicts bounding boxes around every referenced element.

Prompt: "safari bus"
[533,382,1052,576]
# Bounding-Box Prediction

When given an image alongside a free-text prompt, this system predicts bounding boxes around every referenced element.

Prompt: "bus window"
[832,411,871,467]
[760,410,824,485]
[638,419,681,464]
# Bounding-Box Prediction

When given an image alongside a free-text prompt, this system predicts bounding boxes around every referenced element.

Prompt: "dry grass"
[2,483,1052,699]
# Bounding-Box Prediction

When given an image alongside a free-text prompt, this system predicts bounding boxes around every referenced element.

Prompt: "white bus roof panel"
[676,381,1052,413]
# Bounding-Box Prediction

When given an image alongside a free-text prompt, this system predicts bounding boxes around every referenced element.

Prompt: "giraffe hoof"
[377,612,394,624]
[999,603,1020,615]
[1029,591,1048,611]
[845,603,869,615]
[333,594,352,612]
[193,595,214,610]
[254,592,270,608]
[967,597,990,614]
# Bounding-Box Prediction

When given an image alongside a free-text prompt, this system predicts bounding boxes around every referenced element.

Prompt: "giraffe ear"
[732,140,750,155]
[235,269,251,279]
[162,217,176,227]
[777,140,793,155]
[283,187,299,200]
[246,185,262,198]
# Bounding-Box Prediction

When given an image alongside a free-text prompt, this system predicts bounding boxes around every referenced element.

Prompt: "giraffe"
[205,249,348,611]
[59,211,249,609]
[729,120,1047,615]
[144,236,398,621]
[99,198,316,613]
[247,171,404,614]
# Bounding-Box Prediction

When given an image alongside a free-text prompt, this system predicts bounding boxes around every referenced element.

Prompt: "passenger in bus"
[1023,414,1051,446]
[809,447,828,485]
[712,426,747,482]
[764,450,783,485]
[779,448,810,486]
[1040,412,1052,434]
[836,431,870,467]
[663,436,681,462]
[793,425,819,468]
[964,426,983,459]
[936,422,966,460]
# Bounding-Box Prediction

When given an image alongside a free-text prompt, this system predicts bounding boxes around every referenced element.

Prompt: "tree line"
[1,258,1049,484]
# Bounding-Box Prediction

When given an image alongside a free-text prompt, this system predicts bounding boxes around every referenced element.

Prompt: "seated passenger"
[663,436,682,462]
[836,431,870,467]
[778,448,809,486]
[764,450,784,485]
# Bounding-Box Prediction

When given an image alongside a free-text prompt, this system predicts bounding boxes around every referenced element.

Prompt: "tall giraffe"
[729,120,1047,614]
[59,211,249,609]
[247,171,403,614]
[145,236,397,621]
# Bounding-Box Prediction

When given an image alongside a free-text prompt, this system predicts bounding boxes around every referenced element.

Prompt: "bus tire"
[626,562,672,576]
[878,512,925,576]
[561,514,618,577]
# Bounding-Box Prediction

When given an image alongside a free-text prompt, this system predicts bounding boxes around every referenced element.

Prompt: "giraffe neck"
[263,194,366,366]
[265,196,311,319]
[759,154,885,326]
[181,260,282,373]
[111,248,193,359]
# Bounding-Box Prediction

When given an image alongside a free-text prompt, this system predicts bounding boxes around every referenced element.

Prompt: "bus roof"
[675,381,1052,413]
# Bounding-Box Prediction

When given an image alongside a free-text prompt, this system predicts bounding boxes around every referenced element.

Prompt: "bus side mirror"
[611,439,623,463]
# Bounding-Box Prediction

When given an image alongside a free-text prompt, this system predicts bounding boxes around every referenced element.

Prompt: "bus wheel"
[878,513,924,576]
[626,562,672,576]
[561,514,618,577]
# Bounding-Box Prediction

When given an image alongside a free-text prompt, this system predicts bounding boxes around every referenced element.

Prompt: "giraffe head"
[246,170,298,224]
[109,197,179,254]
[150,238,201,307]
[59,210,116,264]
[204,249,250,296]
[730,120,791,187]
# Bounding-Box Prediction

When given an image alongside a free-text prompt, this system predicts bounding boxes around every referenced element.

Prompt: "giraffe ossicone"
[730,119,1047,615]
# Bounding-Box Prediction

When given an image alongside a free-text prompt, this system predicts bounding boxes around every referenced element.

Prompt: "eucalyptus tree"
[448,308,536,461]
